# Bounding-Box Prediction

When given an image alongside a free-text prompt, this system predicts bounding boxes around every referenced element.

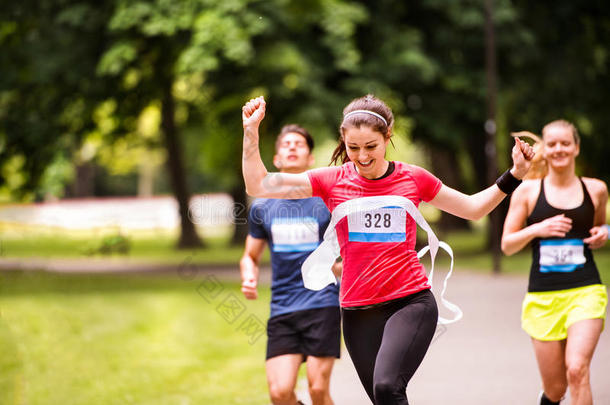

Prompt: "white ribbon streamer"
[302,195,462,324]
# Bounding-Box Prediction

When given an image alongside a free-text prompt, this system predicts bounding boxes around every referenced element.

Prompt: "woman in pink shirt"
[242,94,534,404]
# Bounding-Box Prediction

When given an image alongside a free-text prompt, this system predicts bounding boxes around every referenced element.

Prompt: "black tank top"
[526,178,601,292]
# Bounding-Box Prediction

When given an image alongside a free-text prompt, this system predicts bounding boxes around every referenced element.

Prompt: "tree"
[181,0,369,244]
[98,0,370,246]
[502,1,610,183]
[1,0,370,246]
[345,0,523,245]
[484,0,502,273]
[5,0,608,253]
[0,1,114,200]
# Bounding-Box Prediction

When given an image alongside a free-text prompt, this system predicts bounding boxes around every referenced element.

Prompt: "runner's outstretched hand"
[511,138,535,179]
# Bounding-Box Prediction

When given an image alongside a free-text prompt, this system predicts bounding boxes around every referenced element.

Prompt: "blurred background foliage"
[1,0,609,247]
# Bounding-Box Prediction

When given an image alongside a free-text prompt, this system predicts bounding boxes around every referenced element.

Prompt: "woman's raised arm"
[428,138,534,221]
[242,96,313,199]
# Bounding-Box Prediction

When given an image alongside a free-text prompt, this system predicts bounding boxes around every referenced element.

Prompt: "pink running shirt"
[307,161,442,307]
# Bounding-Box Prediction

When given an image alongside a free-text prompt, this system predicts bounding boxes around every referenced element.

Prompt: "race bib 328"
[347,206,406,243]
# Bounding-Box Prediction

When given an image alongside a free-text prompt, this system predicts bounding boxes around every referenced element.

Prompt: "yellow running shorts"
[521,284,607,341]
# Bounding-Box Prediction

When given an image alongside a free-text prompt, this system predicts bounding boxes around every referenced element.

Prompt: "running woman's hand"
[534,214,573,238]
[510,138,535,179]
[242,96,266,130]
[241,277,258,300]
[584,225,608,249]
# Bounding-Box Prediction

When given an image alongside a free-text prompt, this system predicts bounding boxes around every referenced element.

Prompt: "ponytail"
[330,139,349,165]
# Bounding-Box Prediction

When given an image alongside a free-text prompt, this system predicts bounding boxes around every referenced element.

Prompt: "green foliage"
[86,232,132,256]
[37,154,75,200]
[2,0,610,201]
[319,0,367,72]
[501,1,610,183]
[0,2,114,197]
[97,41,138,75]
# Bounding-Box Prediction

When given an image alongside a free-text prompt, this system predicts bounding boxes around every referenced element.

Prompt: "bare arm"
[331,257,343,279]
[242,96,313,199]
[583,178,609,249]
[501,182,572,255]
[239,236,267,300]
[500,184,535,255]
[594,181,608,226]
[429,183,508,221]
[428,138,535,221]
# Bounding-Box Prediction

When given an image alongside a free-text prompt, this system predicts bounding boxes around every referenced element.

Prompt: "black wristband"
[495,169,522,194]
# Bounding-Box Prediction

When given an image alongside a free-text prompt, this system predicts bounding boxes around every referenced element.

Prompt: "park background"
[1,1,610,404]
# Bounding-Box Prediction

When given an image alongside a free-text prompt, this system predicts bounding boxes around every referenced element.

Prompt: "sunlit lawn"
[0,226,269,266]
[0,272,272,405]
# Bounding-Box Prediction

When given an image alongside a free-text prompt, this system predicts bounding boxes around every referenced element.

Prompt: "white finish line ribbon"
[302,195,463,325]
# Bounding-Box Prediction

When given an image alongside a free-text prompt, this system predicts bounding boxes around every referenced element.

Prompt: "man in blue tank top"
[240,124,340,405]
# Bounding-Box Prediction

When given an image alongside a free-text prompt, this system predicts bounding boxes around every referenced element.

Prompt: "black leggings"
[342,289,438,405]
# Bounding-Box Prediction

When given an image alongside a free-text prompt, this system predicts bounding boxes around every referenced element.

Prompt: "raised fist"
[242,96,266,129]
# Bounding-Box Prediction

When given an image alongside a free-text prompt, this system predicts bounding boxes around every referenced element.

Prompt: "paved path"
[0,257,236,275]
[2,259,608,404]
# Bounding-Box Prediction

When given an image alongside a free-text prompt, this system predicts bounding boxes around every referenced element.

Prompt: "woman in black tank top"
[526,177,602,292]
[501,120,608,405]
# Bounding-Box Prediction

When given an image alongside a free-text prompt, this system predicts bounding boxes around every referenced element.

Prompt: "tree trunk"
[464,129,489,191]
[484,0,501,273]
[138,160,156,197]
[230,184,249,246]
[427,146,471,233]
[159,64,203,249]
[70,162,96,197]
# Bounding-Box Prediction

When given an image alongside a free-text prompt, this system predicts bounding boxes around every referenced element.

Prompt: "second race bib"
[347,206,406,242]
[539,239,586,273]
[271,217,320,252]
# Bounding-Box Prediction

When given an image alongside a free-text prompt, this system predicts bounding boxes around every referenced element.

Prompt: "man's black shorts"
[266,306,341,360]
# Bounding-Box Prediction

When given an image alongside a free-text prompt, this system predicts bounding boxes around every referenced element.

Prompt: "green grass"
[0,233,268,266]
[0,272,272,405]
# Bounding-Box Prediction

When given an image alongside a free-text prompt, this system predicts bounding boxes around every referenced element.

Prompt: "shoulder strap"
[579,177,594,207]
